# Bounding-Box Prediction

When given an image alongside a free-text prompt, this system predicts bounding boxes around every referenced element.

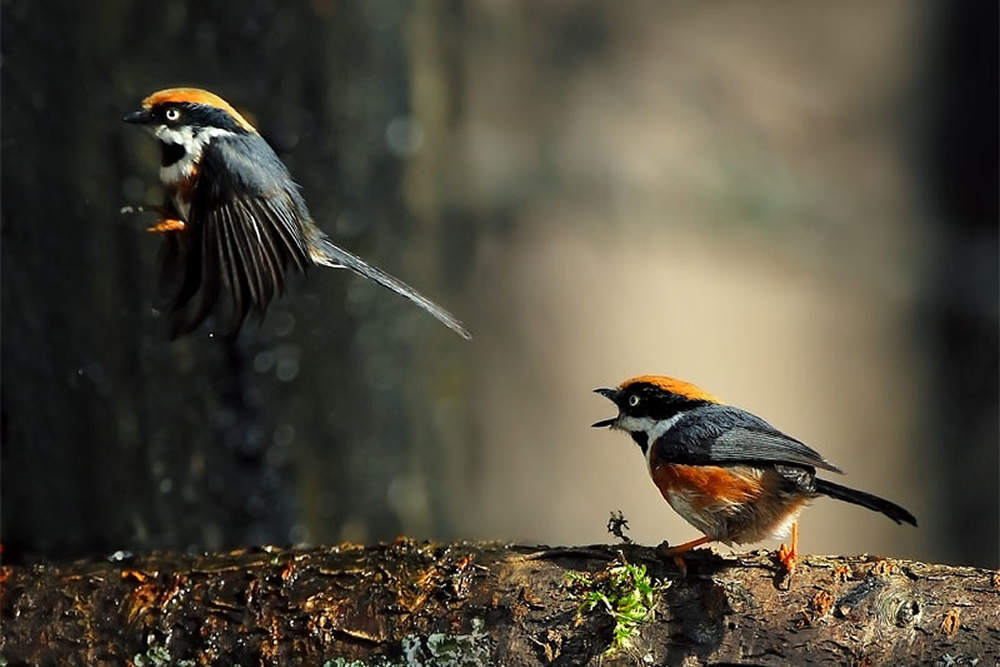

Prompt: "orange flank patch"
[176,166,199,199]
[143,88,257,132]
[623,375,719,403]
[652,464,764,511]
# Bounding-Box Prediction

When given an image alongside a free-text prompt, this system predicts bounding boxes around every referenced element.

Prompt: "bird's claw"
[146,219,186,233]
[777,541,796,575]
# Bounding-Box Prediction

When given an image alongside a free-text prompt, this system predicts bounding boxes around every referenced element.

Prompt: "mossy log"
[1,541,996,666]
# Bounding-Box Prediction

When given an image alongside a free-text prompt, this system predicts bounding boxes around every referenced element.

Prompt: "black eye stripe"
[620,383,711,421]
[155,102,250,134]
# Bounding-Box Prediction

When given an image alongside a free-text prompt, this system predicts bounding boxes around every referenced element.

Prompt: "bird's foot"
[657,536,712,577]
[778,520,799,575]
[146,218,186,233]
[777,541,796,575]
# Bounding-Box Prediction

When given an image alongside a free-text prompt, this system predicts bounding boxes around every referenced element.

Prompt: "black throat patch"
[159,141,187,167]
[629,431,649,456]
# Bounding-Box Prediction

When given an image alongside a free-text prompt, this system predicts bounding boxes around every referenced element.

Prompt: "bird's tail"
[309,233,471,340]
[815,479,917,526]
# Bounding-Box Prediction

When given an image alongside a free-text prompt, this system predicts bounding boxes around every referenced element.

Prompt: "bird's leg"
[120,204,184,232]
[659,535,713,556]
[777,521,798,574]
[657,535,713,576]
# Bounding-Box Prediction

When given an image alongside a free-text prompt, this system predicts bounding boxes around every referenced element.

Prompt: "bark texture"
[2,541,996,666]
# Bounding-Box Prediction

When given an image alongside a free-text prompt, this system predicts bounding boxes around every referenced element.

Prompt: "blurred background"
[2,1,996,568]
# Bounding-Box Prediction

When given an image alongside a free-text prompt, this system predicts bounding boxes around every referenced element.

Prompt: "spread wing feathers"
[659,406,843,474]
[309,234,471,340]
[156,230,206,327]
[155,214,226,339]
[155,137,312,337]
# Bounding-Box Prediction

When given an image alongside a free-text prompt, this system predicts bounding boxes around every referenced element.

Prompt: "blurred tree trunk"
[915,1,999,567]
[2,543,996,666]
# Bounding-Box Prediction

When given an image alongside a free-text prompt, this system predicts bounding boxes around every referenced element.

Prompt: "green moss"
[324,618,492,667]
[402,618,491,666]
[131,646,196,667]
[567,554,669,653]
[129,620,491,667]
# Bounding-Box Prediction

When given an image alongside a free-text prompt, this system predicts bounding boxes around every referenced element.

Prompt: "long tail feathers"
[816,479,917,526]
[310,234,471,340]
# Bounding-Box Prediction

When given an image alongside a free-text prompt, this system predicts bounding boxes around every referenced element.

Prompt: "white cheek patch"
[613,414,657,433]
[613,411,689,473]
[154,124,195,146]
[155,125,199,187]
[153,123,234,146]
[648,412,686,443]
[153,125,237,190]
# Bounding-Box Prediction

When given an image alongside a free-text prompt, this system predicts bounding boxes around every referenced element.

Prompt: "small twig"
[607,510,632,544]
[119,203,160,216]
[520,547,617,562]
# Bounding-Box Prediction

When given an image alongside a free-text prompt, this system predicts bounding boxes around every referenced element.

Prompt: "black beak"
[123,109,152,124]
[591,387,618,428]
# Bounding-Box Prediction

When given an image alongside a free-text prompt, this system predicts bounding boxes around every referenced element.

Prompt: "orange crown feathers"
[621,375,720,403]
[142,88,257,133]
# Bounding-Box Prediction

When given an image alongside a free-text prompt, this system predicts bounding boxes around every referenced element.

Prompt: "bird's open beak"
[591,387,619,428]
[123,109,153,124]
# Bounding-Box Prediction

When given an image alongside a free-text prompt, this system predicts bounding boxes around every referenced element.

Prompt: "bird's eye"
[628,394,640,407]
[164,108,181,122]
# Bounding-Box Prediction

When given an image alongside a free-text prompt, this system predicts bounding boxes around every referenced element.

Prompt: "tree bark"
[1,542,996,666]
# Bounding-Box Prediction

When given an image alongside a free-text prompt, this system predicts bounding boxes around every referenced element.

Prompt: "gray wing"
[658,405,843,474]
[713,427,842,473]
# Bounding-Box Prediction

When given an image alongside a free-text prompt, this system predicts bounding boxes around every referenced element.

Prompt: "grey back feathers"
[657,405,843,473]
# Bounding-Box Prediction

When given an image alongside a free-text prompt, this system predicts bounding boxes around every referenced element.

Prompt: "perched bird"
[592,375,916,572]
[123,87,470,340]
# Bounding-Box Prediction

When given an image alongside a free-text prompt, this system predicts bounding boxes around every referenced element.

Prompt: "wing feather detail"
[655,406,843,474]
[155,136,311,337]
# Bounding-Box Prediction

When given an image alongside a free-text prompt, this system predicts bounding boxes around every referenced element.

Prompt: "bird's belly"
[160,162,198,222]
[653,463,807,545]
